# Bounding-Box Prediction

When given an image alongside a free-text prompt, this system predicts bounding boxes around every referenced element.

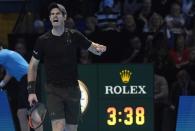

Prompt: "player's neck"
[52,26,65,36]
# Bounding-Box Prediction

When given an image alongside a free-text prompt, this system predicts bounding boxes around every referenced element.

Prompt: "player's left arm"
[73,30,106,55]
[88,42,107,56]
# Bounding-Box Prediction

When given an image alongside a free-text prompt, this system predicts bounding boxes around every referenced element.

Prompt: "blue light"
[0,91,15,131]
[176,96,195,131]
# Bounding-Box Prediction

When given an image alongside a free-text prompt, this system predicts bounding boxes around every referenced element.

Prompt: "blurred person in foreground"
[27,2,106,131]
[0,42,42,131]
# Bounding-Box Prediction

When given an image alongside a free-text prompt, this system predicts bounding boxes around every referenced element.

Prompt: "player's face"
[49,8,66,27]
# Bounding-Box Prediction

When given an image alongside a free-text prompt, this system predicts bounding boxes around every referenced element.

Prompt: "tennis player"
[27,2,106,131]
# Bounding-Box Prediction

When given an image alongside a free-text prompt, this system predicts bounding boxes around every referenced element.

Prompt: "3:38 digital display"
[99,98,153,131]
[107,106,145,126]
[98,64,154,131]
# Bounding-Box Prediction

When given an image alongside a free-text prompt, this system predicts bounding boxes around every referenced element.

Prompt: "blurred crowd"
[2,0,195,131]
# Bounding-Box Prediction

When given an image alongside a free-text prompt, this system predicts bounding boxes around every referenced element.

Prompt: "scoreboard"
[78,64,154,131]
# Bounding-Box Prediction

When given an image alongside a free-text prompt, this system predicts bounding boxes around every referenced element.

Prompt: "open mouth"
[53,19,59,22]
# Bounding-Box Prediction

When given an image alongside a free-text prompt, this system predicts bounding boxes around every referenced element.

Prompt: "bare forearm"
[28,64,37,82]
[2,72,12,85]
[27,57,39,82]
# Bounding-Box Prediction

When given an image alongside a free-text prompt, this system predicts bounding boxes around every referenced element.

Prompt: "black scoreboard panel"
[78,64,154,131]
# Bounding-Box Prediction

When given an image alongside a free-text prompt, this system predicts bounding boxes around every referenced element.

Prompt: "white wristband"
[0,80,6,87]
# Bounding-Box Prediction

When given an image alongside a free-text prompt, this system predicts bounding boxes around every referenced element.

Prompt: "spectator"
[98,0,122,13]
[152,0,172,17]
[154,73,169,131]
[165,3,185,34]
[147,12,164,33]
[121,14,138,35]
[95,0,122,31]
[73,14,86,33]
[136,0,153,33]
[121,36,144,63]
[169,34,190,69]
[14,38,30,62]
[65,17,76,29]
[123,0,142,15]
[84,16,97,36]
[33,18,45,34]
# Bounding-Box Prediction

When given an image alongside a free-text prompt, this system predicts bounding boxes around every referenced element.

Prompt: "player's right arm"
[27,56,40,106]
[28,56,40,83]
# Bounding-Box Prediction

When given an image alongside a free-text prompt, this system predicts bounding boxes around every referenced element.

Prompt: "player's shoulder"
[38,31,51,40]
[66,28,81,35]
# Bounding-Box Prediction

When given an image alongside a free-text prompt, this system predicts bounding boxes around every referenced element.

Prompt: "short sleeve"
[32,38,44,60]
[73,30,92,49]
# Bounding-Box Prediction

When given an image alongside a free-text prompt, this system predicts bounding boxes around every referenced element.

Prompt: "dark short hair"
[48,2,67,16]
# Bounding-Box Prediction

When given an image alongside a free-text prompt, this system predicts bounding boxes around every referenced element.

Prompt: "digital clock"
[106,106,145,126]
[97,64,154,131]
[99,98,153,131]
